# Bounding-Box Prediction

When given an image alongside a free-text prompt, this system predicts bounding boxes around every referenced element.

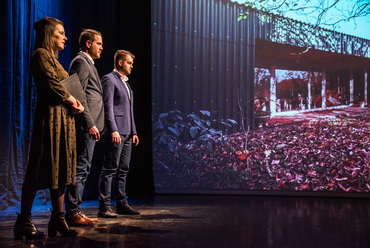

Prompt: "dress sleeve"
[32,48,71,103]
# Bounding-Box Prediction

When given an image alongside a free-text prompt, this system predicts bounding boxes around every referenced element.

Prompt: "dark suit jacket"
[101,71,137,135]
[69,51,104,132]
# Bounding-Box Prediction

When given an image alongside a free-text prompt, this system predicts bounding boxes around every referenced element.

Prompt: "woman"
[14,17,84,240]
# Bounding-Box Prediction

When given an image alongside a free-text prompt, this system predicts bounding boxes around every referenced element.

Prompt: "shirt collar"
[82,52,94,65]
[114,69,128,82]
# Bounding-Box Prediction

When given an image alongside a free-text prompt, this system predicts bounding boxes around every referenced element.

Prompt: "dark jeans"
[99,134,132,210]
[65,131,96,215]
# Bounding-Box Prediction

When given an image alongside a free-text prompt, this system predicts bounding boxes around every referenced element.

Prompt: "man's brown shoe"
[66,212,97,226]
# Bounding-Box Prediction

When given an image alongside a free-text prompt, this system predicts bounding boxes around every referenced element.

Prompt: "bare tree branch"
[240,0,370,29]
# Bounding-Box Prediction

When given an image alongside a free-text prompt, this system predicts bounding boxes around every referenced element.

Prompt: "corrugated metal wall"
[152,0,256,130]
[151,0,370,130]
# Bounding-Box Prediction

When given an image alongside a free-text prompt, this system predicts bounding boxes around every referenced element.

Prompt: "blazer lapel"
[92,66,103,92]
[113,71,131,99]
[79,51,103,93]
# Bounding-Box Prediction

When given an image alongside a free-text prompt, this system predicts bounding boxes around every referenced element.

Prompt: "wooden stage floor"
[1,194,370,247]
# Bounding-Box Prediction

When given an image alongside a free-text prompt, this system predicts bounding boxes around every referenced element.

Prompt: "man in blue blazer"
[98,50,139,217]
[65,29,104,225]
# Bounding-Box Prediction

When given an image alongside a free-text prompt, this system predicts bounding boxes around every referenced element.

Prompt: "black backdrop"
[69,0,154,199]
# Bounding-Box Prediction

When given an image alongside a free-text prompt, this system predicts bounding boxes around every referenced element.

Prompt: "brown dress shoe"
[66,212,97,226]
[79,212,98,222]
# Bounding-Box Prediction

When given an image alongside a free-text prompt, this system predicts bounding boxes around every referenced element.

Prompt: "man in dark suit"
[98,50,139,218]
[65,29,104,225]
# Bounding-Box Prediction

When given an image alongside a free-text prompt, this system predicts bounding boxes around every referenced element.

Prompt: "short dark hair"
[114,50,135,69]
[33,17,63,56]
[79,29,102,49]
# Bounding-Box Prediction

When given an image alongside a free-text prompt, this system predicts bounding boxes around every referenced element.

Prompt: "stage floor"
[1,194,370,248]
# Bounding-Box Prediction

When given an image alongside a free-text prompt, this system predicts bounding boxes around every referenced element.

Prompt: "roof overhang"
[255,39,370,72]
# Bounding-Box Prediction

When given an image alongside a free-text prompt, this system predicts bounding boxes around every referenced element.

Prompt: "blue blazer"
[101,71,137,136]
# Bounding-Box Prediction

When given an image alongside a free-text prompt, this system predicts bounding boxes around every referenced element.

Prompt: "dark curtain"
[1,0,153,211]
[0,0,71,211]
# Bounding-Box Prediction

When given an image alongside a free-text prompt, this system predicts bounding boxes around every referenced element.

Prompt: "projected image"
[152,0,370,194]
[153,69,370,193]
